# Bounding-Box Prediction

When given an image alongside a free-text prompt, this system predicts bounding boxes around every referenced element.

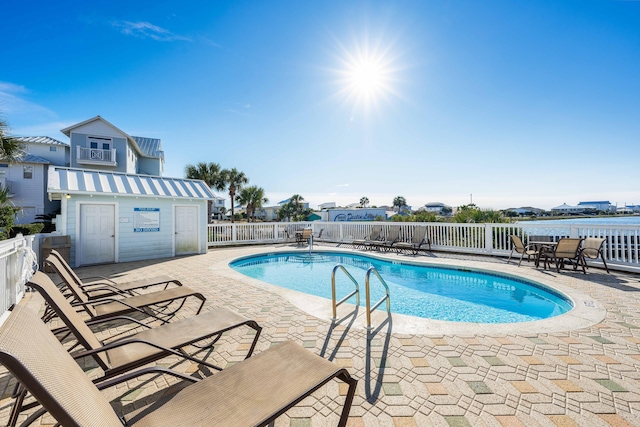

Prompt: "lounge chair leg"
[337,371,358,427]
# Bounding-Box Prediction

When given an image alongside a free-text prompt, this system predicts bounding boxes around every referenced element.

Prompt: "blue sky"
[2,0,639,210]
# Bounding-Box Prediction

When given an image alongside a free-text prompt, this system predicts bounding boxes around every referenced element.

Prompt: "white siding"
[72,121,127,139]
[7,163,47,224]
[65,195,207,266]
[27,143,68,166]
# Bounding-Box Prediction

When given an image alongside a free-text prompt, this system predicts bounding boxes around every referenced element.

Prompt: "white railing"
[207,221,640,271]
[76,146,117,165]
[0,235,36,324]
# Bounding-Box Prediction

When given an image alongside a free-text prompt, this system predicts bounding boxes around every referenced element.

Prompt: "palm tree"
[0,115,24,163]
[360,197,369,208]
[221,168,248,223]
[185,162,224,223]
[237,186,268,222]
[393,196,407,212]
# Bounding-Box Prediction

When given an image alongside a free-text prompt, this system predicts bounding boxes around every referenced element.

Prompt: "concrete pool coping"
[214,246,606,336]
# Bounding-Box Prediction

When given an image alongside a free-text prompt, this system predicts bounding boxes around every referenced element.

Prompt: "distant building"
[504,207,546,216]
[578,201,615,213]
[211,194,226,219]
[423,202,452,216]
[551,203,584,214]
[256,205,280,221]
[318,202,336,209]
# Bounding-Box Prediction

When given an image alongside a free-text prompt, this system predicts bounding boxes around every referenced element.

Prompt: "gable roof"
[48,167,214,200]
[60,116,163,160]
[14,136,68,146]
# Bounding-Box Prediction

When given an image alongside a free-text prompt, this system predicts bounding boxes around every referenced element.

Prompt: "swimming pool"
[229,251,573,323]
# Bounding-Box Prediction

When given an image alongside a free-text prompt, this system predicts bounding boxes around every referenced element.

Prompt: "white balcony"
[76,146,117,166]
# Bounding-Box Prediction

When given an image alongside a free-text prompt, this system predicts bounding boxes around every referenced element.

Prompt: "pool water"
[229,252,573,323]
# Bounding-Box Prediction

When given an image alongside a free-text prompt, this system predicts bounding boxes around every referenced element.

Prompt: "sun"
[347,57,387,98]
[332,37,399,113]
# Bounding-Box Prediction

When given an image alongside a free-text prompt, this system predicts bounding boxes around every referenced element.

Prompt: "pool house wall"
[207,221,640,272]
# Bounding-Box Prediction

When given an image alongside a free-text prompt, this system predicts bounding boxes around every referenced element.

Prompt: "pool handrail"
[365,267,391,330]
[331,264,360,321]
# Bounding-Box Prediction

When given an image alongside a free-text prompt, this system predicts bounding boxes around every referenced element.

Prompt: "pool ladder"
[331,264,391,330]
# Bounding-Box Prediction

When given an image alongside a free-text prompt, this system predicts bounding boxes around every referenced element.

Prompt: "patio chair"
[508,235,539,266]
[44,254,206,323]
[296,228,313,246]
[394,225,431,255]
[48,249,183,300]
[0,304,357,427]
[370,226,402,252]
[26,271,262,382]
[539,238,585,273]
[580,237,610,273]
[352,224,383,250]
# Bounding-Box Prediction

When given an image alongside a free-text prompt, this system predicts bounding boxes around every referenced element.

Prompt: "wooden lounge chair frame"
[48,249,183,300]
[0,304,357,427]
[44,254,205,323]
[508,235,539,266]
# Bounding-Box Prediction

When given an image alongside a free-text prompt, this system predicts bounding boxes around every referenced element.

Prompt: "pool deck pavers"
[2,243,640,426]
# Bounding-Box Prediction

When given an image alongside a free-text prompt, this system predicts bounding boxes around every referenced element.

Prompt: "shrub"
[10,223,45,237]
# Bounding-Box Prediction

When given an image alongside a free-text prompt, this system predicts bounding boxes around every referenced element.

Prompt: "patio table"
[530,241,557,268]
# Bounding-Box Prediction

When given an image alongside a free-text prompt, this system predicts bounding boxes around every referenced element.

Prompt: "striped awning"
[48,167,215,200]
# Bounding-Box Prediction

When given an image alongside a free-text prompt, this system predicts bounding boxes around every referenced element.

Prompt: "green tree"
[0,186,18,240]
[237,186,268,222]
[0,115,22,239]
[360,196,369,208]
[277,194,312,222]
[221,168,248,223]
[453,204,509,223]
[185,162,224,223]
[0,115,25,163]
[393,196,407,212]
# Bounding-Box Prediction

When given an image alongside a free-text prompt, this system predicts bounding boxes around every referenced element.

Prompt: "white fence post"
[485,224,494,254]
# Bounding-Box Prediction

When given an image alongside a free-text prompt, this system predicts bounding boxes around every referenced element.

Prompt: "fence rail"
[208,221,640,271]
[0,235,36,324]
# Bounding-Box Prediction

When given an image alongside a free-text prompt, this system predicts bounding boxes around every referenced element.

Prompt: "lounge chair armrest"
[73,337,225,372]
[77,275,117,284]
[95,366,199,389]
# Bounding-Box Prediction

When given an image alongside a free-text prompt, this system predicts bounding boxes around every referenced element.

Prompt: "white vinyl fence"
[208,221,640,270]
[0,235,37,324]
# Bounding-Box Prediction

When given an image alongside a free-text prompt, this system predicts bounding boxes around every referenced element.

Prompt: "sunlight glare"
[332,35,400,114]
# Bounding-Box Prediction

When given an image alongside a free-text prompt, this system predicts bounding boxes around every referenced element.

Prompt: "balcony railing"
[76,146,117,166]
[207,221,640,272]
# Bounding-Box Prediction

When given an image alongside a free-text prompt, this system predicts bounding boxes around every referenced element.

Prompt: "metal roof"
[22,154,51,164]
[48,167,214,200]
[15,136,68,146]
[132,136,164,159]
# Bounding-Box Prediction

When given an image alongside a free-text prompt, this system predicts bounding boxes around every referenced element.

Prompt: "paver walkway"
[1,243,639,426]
